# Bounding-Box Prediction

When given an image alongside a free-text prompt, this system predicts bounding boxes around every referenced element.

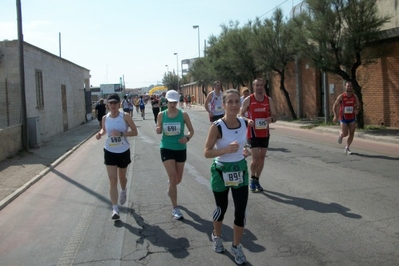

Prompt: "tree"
[302,0,390,128]
[195,21,257,89]
[251,8,301,120]
[162,72,179,91]
[190,56,218,97]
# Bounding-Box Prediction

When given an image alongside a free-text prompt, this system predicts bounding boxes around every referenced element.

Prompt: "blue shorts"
[340,118,356,125]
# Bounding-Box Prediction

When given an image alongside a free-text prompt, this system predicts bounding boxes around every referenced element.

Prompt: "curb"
[0,131,97,211]
[275,122,399,145]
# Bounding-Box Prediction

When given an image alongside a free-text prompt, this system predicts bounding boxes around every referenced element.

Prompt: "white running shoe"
[338,134,343,144]
[211,231,225,253]
[172,207,183,220]
[345,147,352,155]
[111,210,120,221]
[230,244,246,265]
[119,189,127,205]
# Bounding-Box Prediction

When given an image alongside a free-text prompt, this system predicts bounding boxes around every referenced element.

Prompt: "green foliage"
[186,0,390,125]
[250,8,300,119]
[190,56,217,88]
[303,0,390,75]
[191,21,257,88]
[251,9,299,74]
[162,72,179,91]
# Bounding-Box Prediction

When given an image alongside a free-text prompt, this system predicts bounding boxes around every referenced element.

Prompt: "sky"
[1,0,302,88]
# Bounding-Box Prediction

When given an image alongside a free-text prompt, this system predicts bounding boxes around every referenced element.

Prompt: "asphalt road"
[0,106,398,266]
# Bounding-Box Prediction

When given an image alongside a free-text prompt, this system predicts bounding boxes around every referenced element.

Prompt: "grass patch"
[298,120,337,129]
[359,125,386,131]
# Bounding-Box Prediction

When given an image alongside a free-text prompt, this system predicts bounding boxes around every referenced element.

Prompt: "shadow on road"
[116,206,190,259]
[263,190,362,219]
[349,152,399,161]
[51,168,110,204]
[179,206,266,253]
[267,147,291,153]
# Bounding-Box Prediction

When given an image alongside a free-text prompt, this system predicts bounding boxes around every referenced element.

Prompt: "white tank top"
[104,112,130,153]
[215,117,246,162]
[210,91,224,116]
[122,99,130,109]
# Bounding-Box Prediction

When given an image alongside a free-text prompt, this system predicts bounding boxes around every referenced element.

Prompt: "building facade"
[0,40,90,161]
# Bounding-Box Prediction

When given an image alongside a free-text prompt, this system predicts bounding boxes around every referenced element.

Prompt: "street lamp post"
[192,25,200,58]
[165,64,169,73]
[174,53,179,91]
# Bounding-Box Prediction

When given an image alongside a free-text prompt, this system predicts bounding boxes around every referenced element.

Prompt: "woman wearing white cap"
[156,90,194,220]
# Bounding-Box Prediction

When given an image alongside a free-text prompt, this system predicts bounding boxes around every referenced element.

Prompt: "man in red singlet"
[332,81,360,154]
[240,78,277,192]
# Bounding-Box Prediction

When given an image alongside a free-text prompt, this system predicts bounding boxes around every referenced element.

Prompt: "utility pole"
[17,0,29,151]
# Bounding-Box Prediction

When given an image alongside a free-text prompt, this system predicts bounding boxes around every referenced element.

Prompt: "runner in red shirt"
[240,78,277,192]
[333,81,360,154]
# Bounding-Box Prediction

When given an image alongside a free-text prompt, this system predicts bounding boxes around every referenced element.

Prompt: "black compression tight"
[212,185,248,227]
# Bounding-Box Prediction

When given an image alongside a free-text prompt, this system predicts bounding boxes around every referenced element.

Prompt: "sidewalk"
[0,119,99,210]
[0,118,398,211]
[275,120,399,145]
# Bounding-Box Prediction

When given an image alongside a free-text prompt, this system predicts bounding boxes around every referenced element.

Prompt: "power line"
[258,0,290,19]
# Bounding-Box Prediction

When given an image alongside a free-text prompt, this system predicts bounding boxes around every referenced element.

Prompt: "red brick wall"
[359,41,399,127]
[270,40,399,127]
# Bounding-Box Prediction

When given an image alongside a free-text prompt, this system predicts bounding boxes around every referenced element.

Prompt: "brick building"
[183,0,399,128]
[270,1,399,127]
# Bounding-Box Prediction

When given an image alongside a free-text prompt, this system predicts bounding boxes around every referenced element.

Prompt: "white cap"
[165,90,179,102]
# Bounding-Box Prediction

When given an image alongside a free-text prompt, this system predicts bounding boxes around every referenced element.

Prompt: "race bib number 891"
[222,171,244,187]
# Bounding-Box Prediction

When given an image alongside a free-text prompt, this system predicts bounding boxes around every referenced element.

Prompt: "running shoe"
[211,231,225,253]
[255,180,264,192]
[172,207,183,220]
[230,244,247,265]
[119,189,127,205]
[249,179,257,192]
[345,147,352,155]
[250,179,263,192]
[111,210,120,221]
[338,134,343,144]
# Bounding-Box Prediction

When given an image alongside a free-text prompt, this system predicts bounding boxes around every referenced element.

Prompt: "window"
[35,69,44,107]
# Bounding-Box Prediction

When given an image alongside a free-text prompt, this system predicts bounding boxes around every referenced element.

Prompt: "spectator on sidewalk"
[240,78,277,193]
[204,89,251,265]
[156,90,194,220]
[96,93,138,221]
[332,80,360,154]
